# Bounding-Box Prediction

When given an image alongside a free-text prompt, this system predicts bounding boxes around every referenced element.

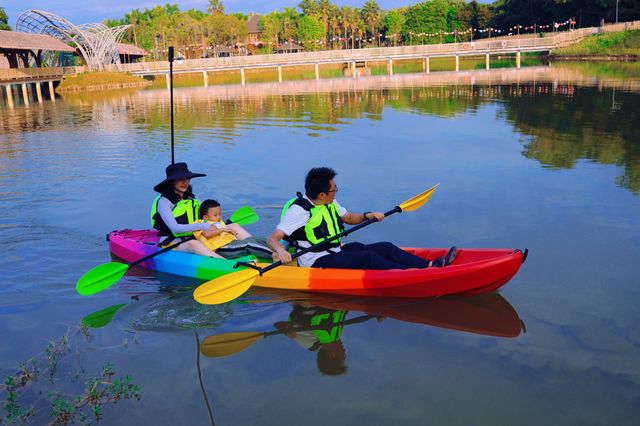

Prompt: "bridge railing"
[103,21,639,74]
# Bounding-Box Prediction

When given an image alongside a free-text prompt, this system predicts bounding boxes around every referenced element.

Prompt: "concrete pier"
[203,71,209,87]
[21,83,30,106]
[5,84,14,108]
[388,59,393,76]
[35,82,43,103]
[48,80,55,102]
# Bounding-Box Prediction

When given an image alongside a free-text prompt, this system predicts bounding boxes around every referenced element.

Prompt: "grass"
[58,71,151,91]
[552,30,640,57]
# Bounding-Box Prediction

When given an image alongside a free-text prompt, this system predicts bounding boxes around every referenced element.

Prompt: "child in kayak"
[194,199,273,259]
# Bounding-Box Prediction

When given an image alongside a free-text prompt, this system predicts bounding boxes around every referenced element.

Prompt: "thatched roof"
[0,30,75,52]
[247,15,261,33]
[117,43,147,56]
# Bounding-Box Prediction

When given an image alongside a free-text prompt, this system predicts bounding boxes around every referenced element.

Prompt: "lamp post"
[616,0,619,23]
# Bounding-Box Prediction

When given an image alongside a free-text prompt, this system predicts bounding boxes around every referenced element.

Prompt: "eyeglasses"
[327,185,338,194]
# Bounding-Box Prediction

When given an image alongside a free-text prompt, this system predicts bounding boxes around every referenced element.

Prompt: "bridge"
[1,20,638,107]
[105,22,640,88]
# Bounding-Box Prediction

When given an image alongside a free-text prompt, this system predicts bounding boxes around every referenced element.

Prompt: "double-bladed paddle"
[200,313,376,358]
[76,206,259,296]
[193,184,439,305]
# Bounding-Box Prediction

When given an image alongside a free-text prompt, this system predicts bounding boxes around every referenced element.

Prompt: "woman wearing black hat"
[150,162,224,256]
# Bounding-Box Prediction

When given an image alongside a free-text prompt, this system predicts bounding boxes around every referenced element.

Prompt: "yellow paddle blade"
[398,183,439,212]
[193,268,260,305]
[200,331,264,358]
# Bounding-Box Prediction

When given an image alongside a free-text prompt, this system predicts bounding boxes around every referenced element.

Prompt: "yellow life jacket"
[193,220,236,251]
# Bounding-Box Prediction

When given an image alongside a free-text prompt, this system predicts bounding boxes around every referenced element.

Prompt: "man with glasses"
[267,167,456,269]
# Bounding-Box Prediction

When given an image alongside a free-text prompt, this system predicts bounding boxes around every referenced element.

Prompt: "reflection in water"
[2,65,638,195]
[200,291,522,376]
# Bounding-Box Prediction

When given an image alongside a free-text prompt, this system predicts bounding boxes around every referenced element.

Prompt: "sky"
[3,0,488,27]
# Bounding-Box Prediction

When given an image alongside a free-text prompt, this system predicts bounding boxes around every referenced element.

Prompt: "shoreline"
[551,55,638,62]
[57,80,152,92]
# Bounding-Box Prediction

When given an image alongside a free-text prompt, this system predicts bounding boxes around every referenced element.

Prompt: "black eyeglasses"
[327,185,338,193]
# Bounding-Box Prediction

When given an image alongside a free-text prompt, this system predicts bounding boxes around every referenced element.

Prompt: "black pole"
[168,46,175,164]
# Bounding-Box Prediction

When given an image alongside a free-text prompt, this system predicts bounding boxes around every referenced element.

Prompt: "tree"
[281,8,300,42]
[318,0,331,44]
[361,0,381,44]
[0,7,11,30]
[383,9,405,46]
[260,12,282,44]
[297,15,324,49]
[208,0,224,15]
[298,0,320,16]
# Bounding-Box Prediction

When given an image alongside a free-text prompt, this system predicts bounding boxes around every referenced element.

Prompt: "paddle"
[76,206,259,296]
[200,313,376,358]
[193,183,439,305]
[81,304,127,328]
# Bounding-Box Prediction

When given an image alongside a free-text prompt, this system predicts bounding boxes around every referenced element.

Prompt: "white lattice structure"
[15,10,130,70]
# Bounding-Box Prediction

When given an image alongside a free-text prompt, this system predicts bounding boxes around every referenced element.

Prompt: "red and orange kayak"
[109,229,527,298]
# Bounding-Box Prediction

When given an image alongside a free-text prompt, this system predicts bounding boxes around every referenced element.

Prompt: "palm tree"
[328,4,341,49]
[318,0,331,45]
[361,0,381,45]
[208,0,224,15]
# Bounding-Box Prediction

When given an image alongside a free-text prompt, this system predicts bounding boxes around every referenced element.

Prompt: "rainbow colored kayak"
[109,229,527,298]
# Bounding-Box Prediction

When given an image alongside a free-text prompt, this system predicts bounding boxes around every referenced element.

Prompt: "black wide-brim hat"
[154,162,206,193]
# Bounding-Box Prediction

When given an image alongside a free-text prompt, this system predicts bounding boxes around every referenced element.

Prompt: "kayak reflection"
[200,290,524,375]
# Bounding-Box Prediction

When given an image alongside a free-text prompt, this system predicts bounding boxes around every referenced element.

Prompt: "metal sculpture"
[15,10,130,69]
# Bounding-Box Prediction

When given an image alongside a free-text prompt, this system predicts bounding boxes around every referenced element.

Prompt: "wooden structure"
[0,30,77,108]
[117,43,147,64]
[246,15,261,46]
[0,30,74,68]
[275,42,304,54]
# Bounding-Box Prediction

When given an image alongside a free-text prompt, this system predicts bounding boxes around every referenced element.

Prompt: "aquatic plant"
[0,327,141,425]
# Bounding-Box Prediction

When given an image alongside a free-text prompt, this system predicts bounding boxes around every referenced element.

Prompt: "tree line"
[3,1,640,56]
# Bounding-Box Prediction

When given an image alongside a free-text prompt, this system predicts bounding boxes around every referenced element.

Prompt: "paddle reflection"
[200,290,524,375]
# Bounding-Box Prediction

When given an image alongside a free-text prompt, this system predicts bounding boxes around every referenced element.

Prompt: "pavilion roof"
[0,30,75,52]
[117,43,147,56]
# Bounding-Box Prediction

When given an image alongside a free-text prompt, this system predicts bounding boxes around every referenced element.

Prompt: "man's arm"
[267,229,293,264]
[342,211,385,225]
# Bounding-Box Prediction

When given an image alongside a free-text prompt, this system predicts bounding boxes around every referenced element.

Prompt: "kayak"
[248,288,524,337]
[108,229,527,298]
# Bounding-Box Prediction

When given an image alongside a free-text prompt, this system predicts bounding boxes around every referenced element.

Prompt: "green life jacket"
[150,195,201,237]
[310,310,347,344]
[281,192,345,252]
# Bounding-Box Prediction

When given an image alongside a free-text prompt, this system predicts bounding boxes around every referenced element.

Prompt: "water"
[1,64,639,425]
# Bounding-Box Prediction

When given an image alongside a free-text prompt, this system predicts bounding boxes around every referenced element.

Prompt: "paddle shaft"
[259,206,402,275]
[168,46,175,164]
[129,206,257,268]
[128,236,194,268]
[261,313,376,338]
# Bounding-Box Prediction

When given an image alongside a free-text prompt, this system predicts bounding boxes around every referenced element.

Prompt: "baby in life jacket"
[194,199,273,259]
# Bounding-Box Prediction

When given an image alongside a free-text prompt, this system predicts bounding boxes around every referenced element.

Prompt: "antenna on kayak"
[168,46,175,165]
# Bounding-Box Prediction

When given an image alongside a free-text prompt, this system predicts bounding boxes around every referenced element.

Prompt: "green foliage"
[297,15,324,49]
[384,9,405,38]
[1,330,141,425]
[552,30,640,56]
[0,7,10,31]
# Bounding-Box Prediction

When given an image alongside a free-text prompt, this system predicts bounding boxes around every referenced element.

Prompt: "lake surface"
[1,63,639,425]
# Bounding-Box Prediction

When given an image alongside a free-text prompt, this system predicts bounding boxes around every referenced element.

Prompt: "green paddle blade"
[200,331,263,358]
[81,304,126,328]
[76,262,129,296]
[228,206,259,226]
